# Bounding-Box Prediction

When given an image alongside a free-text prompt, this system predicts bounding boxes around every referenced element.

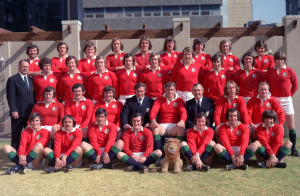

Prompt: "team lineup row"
[4,36,299,174]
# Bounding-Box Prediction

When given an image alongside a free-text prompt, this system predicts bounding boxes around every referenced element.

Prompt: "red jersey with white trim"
[77,57,96,76]
[160,51,182,68]
[54,128,83,158]
[64,98,93,129]
[115,68,141,96]
[266,66,298,97]
[88,122,117,155]
[171,61,201,91]
[31,102,64,126]
[186,127,214,155]
[91,100,123,127]
[214,96,249,126]
[57,72,88,102]
[219,123,249,156]
[18,128,50,156]
[28,58,40,72]
[134,53,150,71]
[256,124,283,156]
[221,54,240,74]
[233,69,264,97]
[33,73,59,102]
[202,69,231,103]
[139,69,170,98]
[254,54,274,71]
[88,70,118,102]
[106,52,126,72]
[149,95,187,123]
[51,57,68,77]
[122,127,153,157]
[247,96,285,125]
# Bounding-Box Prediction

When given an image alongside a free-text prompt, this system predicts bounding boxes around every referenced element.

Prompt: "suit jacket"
[121,95,154,128]
[185,97,215,129]
[6,73,35,117]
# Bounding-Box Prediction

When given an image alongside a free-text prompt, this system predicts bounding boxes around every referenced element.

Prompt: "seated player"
[3,113,50,174]
[33,57,59,102]
[64,83,93,140]
[117,113,162,173]
[160,36,181,72]
[214,109,254,171]
[180,112,216,171]
[77,41,96,76]
[80,108,123,170]
[43,115,83,173]
[106,37,126,72]
[150,82,187,150]
[30,86,64,139]
[252,110,292,168]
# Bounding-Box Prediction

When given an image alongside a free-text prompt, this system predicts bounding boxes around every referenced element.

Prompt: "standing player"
[26,44,41,77]
[134,36,152,71]
[254,40,274,74]
[51,42,69,77]
[160,36,181,72]
[106,37,126,72]
[3,113,50,174]
[78,41,97,76]
[266,51,299,156]
[219,40,240,77]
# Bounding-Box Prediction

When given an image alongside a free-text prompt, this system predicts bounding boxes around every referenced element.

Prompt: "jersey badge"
[252,74,257,78]
[133,73,137,77]
[229,58,233,62]
[52,107,57,111]
[236,130,241,136]
[77,76,82,80]
[35,62,39,65]
[140,135,145,140]
[146,108,150,112]
[81,105,86,110]
[158,73,162,77]
[120,57,123,61]
[173,102,178,107]
[37,135,41,140]
[70,135,74,141]
[50,78,55,83]
[174,55,178,58]
[221,74,226,79]
[233,103,237,108]
[266,103,271,108]
[282,72,287,77]
[191,68,196,72]
[112,104,117,108]
[201,56,206,60]
[264,59,269,63]
[105,129,109,134]
[104,76,109,80]
[271,132,275,137]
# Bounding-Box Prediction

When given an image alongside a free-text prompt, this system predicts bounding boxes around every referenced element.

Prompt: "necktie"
[197,100,201,114]
[24,76,30,92]
[139,99,142,108]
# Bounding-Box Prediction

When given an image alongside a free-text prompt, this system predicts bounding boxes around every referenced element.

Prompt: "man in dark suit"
[185,83,214,129]
[121,83,154,129]
[6,59,35,150]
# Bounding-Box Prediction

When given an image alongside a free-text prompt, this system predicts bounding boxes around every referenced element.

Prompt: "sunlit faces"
[212,58,222,70]
[140,40,150,52]
[135,87,146,99]
[41,63,52,75]
[124,56,133,69]
[67,59,77,71]
[44,91,54,103]
[243,55,253,70]
[226,83,237,96]
[149,55,159,69]
[113,40,121,52]
[165,86,176,99]
[28,48,38,59]
[58,44,67,56]
[131,116,142,130]
[196,116,206,131]
[95,58,106,72]
[30,116,41,131]
[73,87,84,100]
[96,114,107,127]
[263,118,274,128]
[167,41,175,52]
[221,42,230,55]
[256,46,266,56]
[192,85,203,100]
[85,46,95,58]
[228,111,238,126]
[275,58,285,67]
[258,84,269,98]
[195,43,204,52]
[63,117,74,131]
[19,61,30,75]
[183,51,193,64]
[104,90,114,102]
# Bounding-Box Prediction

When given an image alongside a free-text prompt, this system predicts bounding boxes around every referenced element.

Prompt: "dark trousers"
[11,116,28,150]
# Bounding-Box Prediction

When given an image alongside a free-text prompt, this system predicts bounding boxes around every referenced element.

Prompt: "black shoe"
[240,164,248,170]
[156,158,162,166]
[291,149,300,157]
[45,167,59,173]
[275,162,287,168]
[5,165,21,175]
[90,163,103,170]
[201,165,210,172]
[102,163,114,169]
[257,162,266,168]
[20,166,31,174]
[226,164,236,171]
[66,165,73,173]
[187,165,196,171]
[128,165,135,172]
[141,166,148,173]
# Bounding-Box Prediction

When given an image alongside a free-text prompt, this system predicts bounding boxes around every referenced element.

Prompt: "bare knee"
[33,143,44,153]
[208,140,216,147]
[75,146,83,154]
[153,149,162,158]
[3,145,14,154]
[43,147,53,156]
[114,140,124,150]
[80,141,91,152]
[283,140,293,149]
[152,127,159,135]
[180,141,188,148]
[248,140,261,151]
[117,152,126,160]
[214,144,224,154]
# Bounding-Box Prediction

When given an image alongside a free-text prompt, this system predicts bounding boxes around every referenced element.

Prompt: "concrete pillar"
[62,20,81,58]
[283,15,300,137]
[173,18,190,52]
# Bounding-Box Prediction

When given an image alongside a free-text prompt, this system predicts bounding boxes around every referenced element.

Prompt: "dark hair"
[224,81,239,96]
[134,83,146,90]
[43,86,56,98]
[139,36,152,50]
[130,113,144,124]
[164,81,176,89]
[211,54,223,65]
[192,37,206,51]
[103,85,116,98]
[65,56,78,67]
[163,36,177,51]
[111,37,124,51]
[255,40,268,52]
[194,112,209,126]
[19,59,30,67]
[261,110,278,123]
[38,57,52,70]
[123,53,135,65]
[241,52,255,66]
[62,115,76,127]
[95,108,107,117]
[57,42,69,52]
[26,44,39,56]
[192,83,203,91]
[148,52,161,66]
[225,108,241,121]
[273,51,286,61]
[72,83,85,93]
[28,112,42,122]
[83,41,96,53]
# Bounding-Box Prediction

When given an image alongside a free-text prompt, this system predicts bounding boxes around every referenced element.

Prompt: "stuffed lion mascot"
[161,138,183,174]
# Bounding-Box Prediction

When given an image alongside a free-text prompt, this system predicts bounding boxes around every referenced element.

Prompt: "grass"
[0,139,300,196]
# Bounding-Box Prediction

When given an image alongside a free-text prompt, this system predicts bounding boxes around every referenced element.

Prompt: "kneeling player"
[214,109,254,171]
[252,110,292,168]
[117,113,162,173]
[180,112,216,171]
[3,113,50,174]
[80,108,123,170]
[44,115,83,173]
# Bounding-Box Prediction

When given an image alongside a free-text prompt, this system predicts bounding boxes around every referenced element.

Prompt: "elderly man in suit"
[185,83,215,129]
[120,83,154,129]
[6,59,35,150]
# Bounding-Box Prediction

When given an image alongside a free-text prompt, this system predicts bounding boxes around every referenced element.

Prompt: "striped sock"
[66,151,79,165]
[217,149,231,163]
[26,150,38,163]
[276,146,290,161]
[143,153,158,166]
[84,148,97,162]
[46,151,54,162]
[200,145,214,162]
[153,134,162,150]
[244,148,255,162]
[289,129,296,152]
[120,155,144,169]
[180,145,193,159]
[256,146,268,160]
[108,146,121,161]
[7,151,19,165]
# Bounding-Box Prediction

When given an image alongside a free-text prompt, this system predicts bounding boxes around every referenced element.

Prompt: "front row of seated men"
[3,106,291,174]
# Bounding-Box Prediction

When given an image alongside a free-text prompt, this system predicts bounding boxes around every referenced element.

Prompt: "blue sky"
[252,0,286,23]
